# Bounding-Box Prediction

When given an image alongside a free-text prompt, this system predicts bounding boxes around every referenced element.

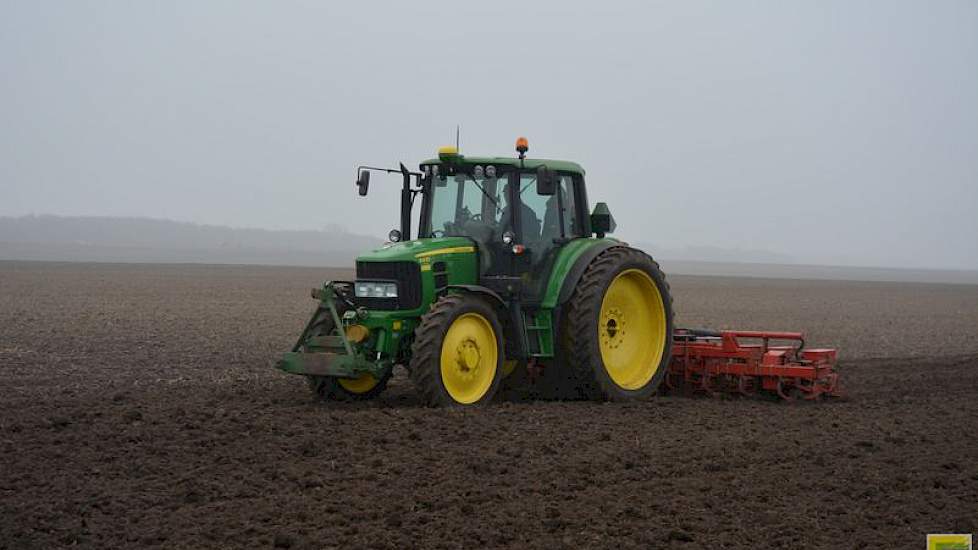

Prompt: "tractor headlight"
[354,281,398,299]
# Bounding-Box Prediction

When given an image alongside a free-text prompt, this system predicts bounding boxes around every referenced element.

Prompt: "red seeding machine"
[665,329,841,401]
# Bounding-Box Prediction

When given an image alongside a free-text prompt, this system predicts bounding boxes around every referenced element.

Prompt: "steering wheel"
[470,213,483,222]
[431,229,446,238]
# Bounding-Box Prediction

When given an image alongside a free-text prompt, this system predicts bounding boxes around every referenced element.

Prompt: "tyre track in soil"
[1,262,977,548]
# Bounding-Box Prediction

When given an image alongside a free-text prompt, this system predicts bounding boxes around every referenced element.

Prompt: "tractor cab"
[416,146,588,301]
[356,138,606,303]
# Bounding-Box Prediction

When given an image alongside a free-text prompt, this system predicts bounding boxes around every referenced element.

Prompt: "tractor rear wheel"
[303,315,391,401]
[409,294,504,407]
[563,247,674,401]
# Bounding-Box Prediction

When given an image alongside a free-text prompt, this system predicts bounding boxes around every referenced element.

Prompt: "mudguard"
[554,240,624,306]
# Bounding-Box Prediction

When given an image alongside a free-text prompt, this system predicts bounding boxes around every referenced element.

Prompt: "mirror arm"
[356,165,424,178]
[355,164,425,239]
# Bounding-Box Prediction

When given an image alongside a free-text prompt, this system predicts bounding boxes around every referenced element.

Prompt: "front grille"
[355,261,423,310]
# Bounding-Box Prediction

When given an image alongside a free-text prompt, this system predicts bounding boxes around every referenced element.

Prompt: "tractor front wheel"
[302,314,391,401]
[409,294,504,407]
[307,372,391,401]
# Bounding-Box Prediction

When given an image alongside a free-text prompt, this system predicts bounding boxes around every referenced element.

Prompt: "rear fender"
[546,238,623,308]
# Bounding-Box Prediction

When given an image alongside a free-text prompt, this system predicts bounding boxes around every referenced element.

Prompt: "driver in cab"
[498,181,541,239]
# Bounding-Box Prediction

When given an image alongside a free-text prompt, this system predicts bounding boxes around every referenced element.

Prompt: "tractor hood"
[356,236,476,264]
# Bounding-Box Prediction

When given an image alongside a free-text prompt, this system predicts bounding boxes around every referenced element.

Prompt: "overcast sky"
[1,1,976,269]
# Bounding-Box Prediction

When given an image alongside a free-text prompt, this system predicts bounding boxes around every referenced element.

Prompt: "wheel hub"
[602,307,626,349]
[455,338,481,378]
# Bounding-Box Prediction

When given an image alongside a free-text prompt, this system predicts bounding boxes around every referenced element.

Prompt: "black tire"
[302,312,391,402]
[561,246,674,401]
[409,293,505,407]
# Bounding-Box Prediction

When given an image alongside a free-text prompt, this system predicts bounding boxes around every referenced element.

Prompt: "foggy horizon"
[2,2,976,270]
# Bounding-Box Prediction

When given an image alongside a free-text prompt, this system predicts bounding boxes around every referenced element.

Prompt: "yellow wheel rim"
[440,312,498,404]
[598,268,667,390]
[338,373,379,394]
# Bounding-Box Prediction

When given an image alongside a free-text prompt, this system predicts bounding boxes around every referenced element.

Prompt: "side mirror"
[590,202,616,237]
[356,170,370,196]
[536,166,556,196]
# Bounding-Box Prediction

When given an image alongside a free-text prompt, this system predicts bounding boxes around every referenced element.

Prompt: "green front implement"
[275,282,383,379]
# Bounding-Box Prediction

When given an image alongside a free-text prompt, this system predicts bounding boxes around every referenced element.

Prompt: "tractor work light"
[354,281,398,299]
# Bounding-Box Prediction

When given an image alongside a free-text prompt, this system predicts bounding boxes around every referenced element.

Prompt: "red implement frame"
[665,329,841,401]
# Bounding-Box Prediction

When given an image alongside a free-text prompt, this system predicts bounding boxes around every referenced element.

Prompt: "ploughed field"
[1,261,977,549]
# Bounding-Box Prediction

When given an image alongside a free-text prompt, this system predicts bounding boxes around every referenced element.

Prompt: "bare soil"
[1,261,977,549]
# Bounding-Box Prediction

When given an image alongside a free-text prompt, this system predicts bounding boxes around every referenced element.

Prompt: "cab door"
[511,171,580,303]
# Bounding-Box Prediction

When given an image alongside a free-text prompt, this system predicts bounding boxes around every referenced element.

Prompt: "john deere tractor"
[276,138,673,406]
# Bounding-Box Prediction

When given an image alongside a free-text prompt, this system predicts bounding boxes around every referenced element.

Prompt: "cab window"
[428,173,505,239]
[544,175,578,239]
[514,172,578,243]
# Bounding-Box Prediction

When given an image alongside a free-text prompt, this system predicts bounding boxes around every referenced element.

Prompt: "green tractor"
[276,138,674,406]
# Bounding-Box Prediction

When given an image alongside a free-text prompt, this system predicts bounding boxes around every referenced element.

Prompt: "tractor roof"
[420,156,585,175]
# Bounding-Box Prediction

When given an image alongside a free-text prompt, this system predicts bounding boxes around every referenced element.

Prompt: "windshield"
[426,170,511,240]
